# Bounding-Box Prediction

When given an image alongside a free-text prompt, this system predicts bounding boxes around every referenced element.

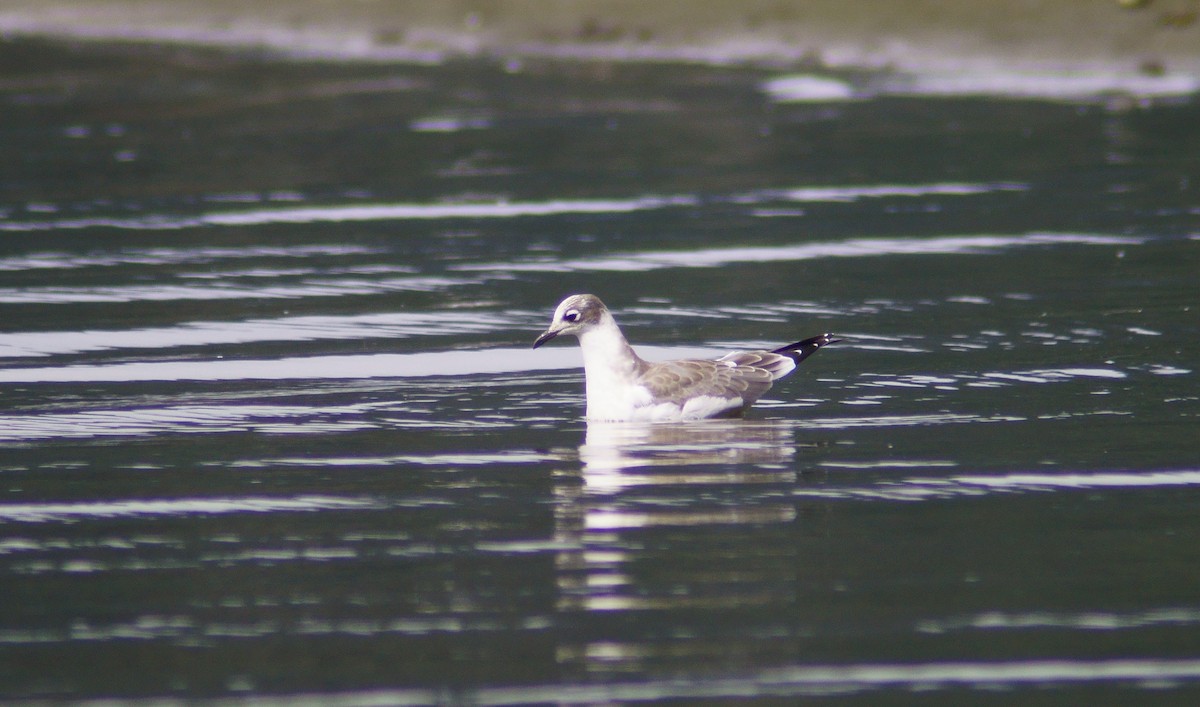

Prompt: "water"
[1,38,1198,702]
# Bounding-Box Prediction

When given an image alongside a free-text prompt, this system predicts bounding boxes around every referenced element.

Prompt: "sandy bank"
[0,0,1197,75]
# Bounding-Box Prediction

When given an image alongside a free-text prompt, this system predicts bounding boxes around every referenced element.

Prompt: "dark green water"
[1,39,1198,703]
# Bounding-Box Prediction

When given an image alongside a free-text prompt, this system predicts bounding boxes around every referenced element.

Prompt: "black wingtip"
[772,333,841,365]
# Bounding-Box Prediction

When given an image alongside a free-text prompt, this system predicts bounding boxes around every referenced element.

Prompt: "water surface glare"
[0,39,1197,703]
[0,496,381,524]
[0,196,700,232]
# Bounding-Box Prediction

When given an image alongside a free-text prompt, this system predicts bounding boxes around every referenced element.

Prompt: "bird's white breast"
[577,321,649,421]
[574,316,750,422]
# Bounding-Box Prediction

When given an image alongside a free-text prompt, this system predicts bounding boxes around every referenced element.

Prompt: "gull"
[532,294,838,421]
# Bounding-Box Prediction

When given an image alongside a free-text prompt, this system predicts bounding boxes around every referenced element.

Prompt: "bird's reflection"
[579,418,798,489]
[554,417,802,640]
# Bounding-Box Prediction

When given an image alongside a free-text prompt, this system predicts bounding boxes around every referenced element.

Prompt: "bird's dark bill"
[532,330,558,349]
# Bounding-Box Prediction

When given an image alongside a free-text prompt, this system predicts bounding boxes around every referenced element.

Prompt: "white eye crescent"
[563,310,581,323]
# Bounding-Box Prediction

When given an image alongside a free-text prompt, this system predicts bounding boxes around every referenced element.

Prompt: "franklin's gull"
[533,294,838,421]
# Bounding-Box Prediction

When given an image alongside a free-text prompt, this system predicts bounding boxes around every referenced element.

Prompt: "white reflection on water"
[580,419,796,481]
[0,244,382,272]
[797,469,1200,502]
[764,69,1200,102]
[410,114,493,132]
[231,450,558,469]
[0,345,692,383]
[918,608,1200,634]
[558,658,1200,700]
[0,495,379,523]
[953,469,1200,490]
[797,413,1024,430]
[453,232,1143,274]
[0,274,470,304]
[0,403,382,441]
[848,366,1129,393]
[578,420,800,528]
[758,74,858,102]
[555,419,800,613]
[894,70,1200,101]
[0,615,198,644]
[180,657,1200,703]
[0,195,698,232]
[1,614,520,644]
[583,506,795,532]
[744,182,1027,203]
[0,311,525,358]
[0,181,1036,234]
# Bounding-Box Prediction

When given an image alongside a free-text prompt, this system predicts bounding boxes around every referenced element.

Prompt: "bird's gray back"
[637,356,779,410]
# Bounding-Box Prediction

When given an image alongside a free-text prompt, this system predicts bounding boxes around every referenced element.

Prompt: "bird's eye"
[563,310,580,323]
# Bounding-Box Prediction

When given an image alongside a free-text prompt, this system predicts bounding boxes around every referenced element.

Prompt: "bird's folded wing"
[638,359,775,406]
[716,350,797,380]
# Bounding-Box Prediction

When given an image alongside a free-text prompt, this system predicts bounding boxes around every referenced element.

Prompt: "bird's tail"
[772,333,841,365]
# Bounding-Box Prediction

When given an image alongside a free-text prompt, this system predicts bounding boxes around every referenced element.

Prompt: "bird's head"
[533,293,609,348]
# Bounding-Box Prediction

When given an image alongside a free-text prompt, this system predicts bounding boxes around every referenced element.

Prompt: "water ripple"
[849,366,1130,393]
[0,346,656,383]
[0,181,1035,235]
[580,419,798,478]
[919,608,1200,634]
[741,182,1027,203]
[94,658,1200,703]
[0,195,698,232]
[798,469,1200,502]
[0,275,472,304]
[0,495,380,523]
[765,69,1200,102]
[453,232,1144,274]
[0,311,524,358]
[0,404,381,441]
[0,244,383,272]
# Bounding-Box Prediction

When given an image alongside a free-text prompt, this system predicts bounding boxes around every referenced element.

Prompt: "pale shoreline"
[2,0,1198,69]
[1,1,1198,100]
